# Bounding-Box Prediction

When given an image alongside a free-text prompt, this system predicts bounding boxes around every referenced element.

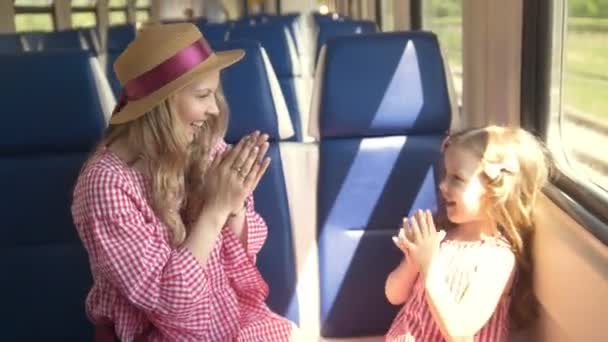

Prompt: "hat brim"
[110,49,245,125]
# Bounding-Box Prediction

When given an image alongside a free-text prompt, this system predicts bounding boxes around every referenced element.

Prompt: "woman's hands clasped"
[201,131,271,219]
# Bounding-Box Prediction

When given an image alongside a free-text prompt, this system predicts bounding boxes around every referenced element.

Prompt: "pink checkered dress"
[71,141,294,341]
[385,238,512,342]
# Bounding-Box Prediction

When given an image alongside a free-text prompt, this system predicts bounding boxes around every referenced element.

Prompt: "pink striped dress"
[385,238,513,342]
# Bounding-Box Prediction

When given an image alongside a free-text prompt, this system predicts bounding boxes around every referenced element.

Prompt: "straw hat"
[110,23,244,125]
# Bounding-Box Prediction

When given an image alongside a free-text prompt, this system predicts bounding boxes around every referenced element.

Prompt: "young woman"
[72,23,297,341]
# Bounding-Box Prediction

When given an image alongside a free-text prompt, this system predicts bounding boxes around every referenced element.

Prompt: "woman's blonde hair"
[444,125,552,329]
[103,89,229,246]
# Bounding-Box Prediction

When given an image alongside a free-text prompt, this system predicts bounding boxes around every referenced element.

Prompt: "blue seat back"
[315,20,377,64]
[80,28,101,55]
[105,25,135,95]
[228,24,303,141]
[314,32,451,337]
[0,33,24,53]
[216,40,299,323]
[197,23,232,46]
[0,50,106,340]
[106,49,122,97]
[228,23,300,78]
[40,29,86,50]
[265,15,303,56]
[313,13,342,26]
[21,32,45,51]
[107,24,136,52]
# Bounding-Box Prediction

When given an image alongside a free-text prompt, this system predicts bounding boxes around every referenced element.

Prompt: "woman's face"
[171,71,221,143]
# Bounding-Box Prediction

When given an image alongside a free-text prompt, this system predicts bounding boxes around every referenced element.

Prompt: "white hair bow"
[483,156,520,180]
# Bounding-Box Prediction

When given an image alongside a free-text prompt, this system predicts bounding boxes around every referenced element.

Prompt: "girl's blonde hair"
[103,90,229,245]
[444,125,552,329]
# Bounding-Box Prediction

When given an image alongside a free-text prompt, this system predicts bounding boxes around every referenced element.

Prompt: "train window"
[381,0,394,31]
[423,0,463,103]
[109,0,127,25]
[15,13,53,32]
[14,0,52,5]
[14,0,53,32]
[72,12,96,28]
[136,10,149,23]
[72,0,97,28]
[110,11,127,25]
[109,0,127,7]
[547,0,608,193]
[136,0,150,23]
[72,0,96,6]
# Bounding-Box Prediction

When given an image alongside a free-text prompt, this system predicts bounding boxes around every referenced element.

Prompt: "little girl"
[385,126,550,341]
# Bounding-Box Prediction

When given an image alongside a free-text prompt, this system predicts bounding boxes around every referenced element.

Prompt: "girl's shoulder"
[441,234,513,256]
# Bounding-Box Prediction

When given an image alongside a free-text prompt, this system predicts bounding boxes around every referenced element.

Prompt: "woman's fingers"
[255,134,270,162]
[224,131,258,169]
[244,157,271,190]
[240,143,262,179]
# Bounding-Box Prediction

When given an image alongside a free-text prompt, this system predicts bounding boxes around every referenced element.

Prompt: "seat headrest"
[228,23,300,77]
[0,33,24,53]
[215,40,294,143]
[310,32,452,139]
[40,29,88,50]
[107,24,136,52]
[21,32,45,51]
[0,50,106,154]
[313,13,342,25]
[198,23,232,46]
[315,20,377,62]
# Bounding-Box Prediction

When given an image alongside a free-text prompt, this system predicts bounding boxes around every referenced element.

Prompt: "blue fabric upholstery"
[251,144,299,323]
[265,15,302,56]
[313,13,343,26]
[0,50,106,340]
[227,24,303,141]
[21,32,45,51]
[228,24,299,77]
[107,24,135,52]
[106,49,122,97]
[80,28,101,55]
[216,40,288,142]
[318,32,451,138]
[0,51,105,153]
[216,40,299,323]
[0,34,24,53]
[198,23,231,47]
[315,20,377,64]
[40,30,85,50]
[105,25,135,95]
[316,32,451,337]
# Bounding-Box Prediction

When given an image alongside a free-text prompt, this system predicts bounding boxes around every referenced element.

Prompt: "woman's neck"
[107,138,147,174]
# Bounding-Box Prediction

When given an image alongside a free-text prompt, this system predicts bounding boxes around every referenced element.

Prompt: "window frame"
[71,1,98,28]
[14,0,55,31]
[520,0,608,244]
[418,0,463,106]
[109,0,128,24]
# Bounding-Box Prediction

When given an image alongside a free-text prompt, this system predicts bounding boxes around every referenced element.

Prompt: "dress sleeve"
[80,167,211,322]
[243,194,269,261]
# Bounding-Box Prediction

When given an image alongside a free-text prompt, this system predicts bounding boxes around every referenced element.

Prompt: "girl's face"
[439,145,488,224]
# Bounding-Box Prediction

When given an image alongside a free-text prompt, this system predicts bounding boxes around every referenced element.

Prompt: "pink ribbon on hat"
[112,39,213,116]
